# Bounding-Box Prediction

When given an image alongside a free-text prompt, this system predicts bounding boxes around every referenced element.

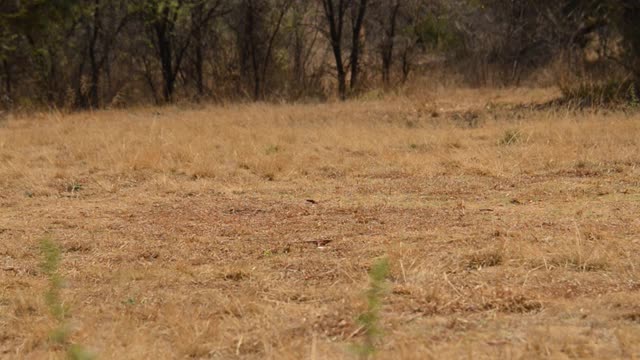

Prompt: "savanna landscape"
[2,0,640,359]
[2,88,640,359]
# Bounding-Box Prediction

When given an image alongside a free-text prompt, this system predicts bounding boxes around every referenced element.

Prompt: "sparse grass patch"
[353,258,390,359]
[40,238,94,360]
[559,80,640,108]
[499,129,522,145]
[223,271,250,281]
[480,290,542,314]
[465,248,504,270]
[40,238,68,326]
[64,181,83,194]
[545,227,612,272]
[265,144,281,155]
[574,160,589,169]
[548,251,609,272]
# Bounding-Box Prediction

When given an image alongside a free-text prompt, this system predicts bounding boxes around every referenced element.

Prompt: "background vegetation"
[0,0,638,109]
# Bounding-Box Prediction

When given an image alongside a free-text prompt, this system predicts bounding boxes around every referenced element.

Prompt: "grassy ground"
[1,88,640,359]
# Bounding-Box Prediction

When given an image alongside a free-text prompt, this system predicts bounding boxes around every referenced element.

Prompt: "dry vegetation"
[1,88,640,359]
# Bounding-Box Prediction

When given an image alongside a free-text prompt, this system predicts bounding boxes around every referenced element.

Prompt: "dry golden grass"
[1,88,640,359]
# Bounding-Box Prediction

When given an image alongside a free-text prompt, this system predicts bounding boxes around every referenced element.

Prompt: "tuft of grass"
[40,238,67,324]
[66,182,83,193]
[68,345,95,360]
[265,145,281,155]
[122,297,136,306]
[630,83,639,108]
[499,129,522,146]
[353,258,390,359]
[465,249,503,270]
[575,160,589,169]
[40,238,95,360]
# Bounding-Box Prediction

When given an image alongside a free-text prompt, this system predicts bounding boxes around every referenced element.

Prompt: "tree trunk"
[337,68,347,100]
[3,60,11,101]
[322,0,348,100]
[195,44,204,98]
[193,3,205,98]
[620,1,640,80]
[245,1,261,100]
[381,1,400,88]
[401,48,411,84]
[260,0,291,101]
[155,21,175,103]
[349,0,368,92]
[293,25,304,87]
[331,38,347,100]
[89,48,100,107]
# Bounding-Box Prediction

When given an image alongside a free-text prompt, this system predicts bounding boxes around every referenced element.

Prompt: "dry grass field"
[1,88,640,359]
